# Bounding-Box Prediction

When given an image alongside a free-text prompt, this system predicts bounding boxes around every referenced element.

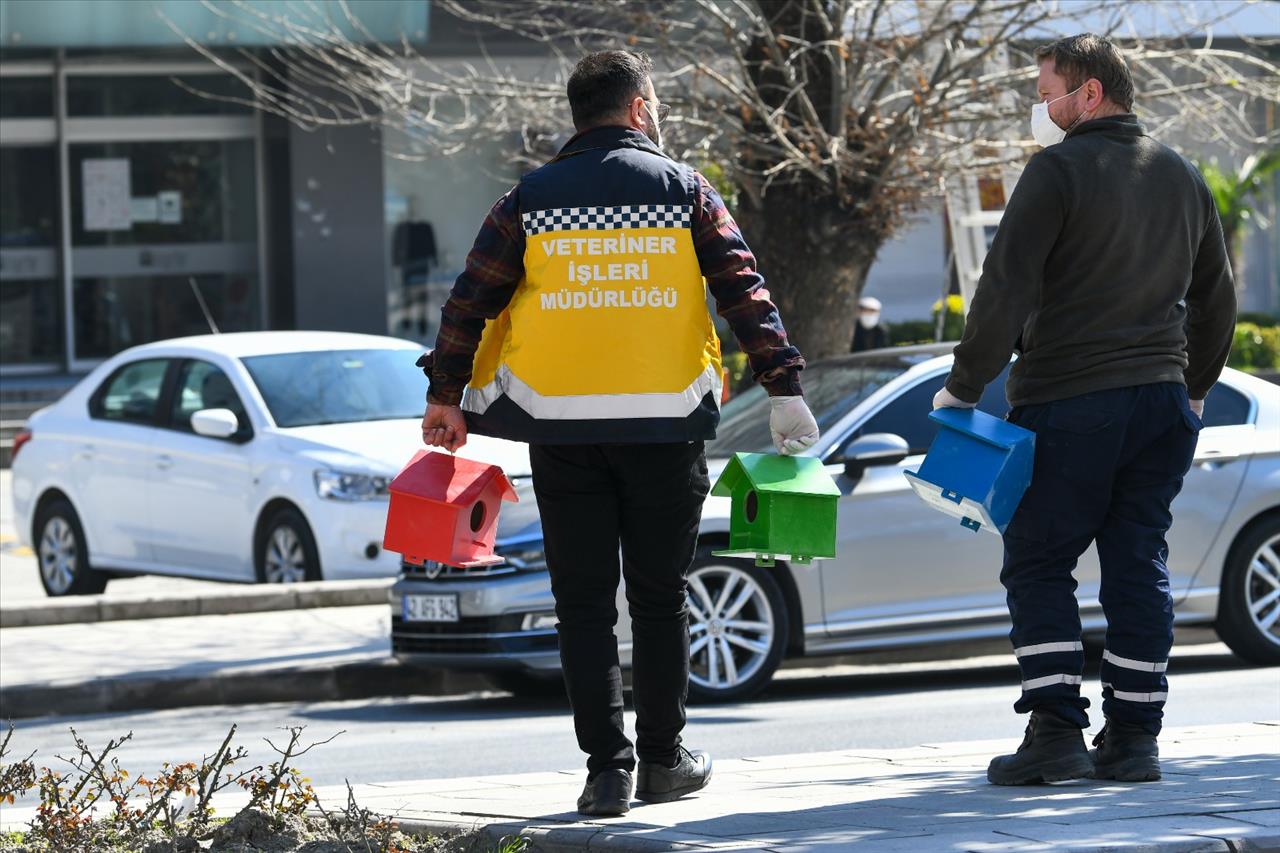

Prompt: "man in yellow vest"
[419,50,816,815]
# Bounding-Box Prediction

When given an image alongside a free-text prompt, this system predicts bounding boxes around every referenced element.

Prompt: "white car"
[10,332,528,595]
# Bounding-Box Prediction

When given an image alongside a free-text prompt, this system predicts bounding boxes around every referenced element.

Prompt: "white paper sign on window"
[158,191,183,225]
[131,196,159,223]
[83,158,133,231]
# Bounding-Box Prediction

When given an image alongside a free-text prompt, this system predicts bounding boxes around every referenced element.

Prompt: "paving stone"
[1214,809,1280,828]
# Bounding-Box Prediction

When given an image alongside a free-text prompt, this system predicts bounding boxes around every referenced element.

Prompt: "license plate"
[402,593,460,623]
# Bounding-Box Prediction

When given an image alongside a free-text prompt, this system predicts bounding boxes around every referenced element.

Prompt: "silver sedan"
[391,345,1280,701]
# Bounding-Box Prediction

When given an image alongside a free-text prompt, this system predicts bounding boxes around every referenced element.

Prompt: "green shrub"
[932,295,966,342]
[888,295,966,347]
[1229,322,1280,371]
[722,350,752,392]
[888,319,936,346]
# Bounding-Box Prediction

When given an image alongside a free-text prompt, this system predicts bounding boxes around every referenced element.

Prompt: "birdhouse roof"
[711,452,840,499]
[929,408,1031,450]
[389,450,518,506]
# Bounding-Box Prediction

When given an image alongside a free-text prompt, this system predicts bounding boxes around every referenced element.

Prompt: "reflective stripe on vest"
[464,204,722,431]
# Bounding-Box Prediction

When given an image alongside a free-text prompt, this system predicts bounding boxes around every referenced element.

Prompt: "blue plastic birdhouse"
[904,408,1035,535]
[711,452,840,567]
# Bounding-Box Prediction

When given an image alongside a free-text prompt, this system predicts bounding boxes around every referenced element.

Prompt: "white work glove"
[769,395,819,455]
[1190,399,1204,418]
[932,386,976,410]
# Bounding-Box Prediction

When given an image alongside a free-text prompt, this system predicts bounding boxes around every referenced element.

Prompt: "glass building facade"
[0,0,436,376]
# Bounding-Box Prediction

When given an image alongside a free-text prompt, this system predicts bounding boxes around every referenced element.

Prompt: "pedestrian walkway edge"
[0,579,394,628]
[0,658,489,719]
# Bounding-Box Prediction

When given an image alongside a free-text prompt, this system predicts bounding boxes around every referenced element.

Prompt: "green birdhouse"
[711,452,840,567]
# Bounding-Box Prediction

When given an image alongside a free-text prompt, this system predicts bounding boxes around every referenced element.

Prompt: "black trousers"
[530,441,710,775]
[1001,382,1200,734]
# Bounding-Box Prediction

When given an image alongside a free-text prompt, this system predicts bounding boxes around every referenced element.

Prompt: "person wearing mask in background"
[418,50,817,816]
[934,34,1235,786]
[850,296,890,352]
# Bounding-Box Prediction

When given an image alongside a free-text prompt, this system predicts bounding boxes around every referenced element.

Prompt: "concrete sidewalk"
[0,604,486,717]
[329,721,1280,852]
[1,722,1272,850]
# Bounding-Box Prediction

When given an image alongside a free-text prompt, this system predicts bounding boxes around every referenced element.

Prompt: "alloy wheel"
[1245,532,1280,646]
[687,565,775,691]
[264,525,307,583]
[39,516,77,595]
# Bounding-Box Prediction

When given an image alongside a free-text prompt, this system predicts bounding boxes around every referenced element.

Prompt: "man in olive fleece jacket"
[943,116,1235,408]
[936,34,1236,787]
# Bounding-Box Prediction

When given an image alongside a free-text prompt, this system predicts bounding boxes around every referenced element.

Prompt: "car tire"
[1216,514,1280,665]
[255,506,322,583]
[485,670,566,699]
[686,555,789,704]
[34,498,107,597]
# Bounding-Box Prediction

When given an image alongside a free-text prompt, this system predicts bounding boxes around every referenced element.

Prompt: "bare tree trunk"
[1223,224,1246,290]
[736,187,878,361]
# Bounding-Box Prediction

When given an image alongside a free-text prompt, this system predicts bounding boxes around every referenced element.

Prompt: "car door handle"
[1195,449,1241,470]
[155,454,174,471]
[75,444,94,461]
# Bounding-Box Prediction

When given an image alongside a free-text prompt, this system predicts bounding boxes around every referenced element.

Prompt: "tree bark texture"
[736,186,880,362]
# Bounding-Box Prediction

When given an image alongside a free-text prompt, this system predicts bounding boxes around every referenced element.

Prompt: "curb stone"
[0,579,394,628]
[389,817,1280,852]
[0,658,489,719]
[392,818,738,852]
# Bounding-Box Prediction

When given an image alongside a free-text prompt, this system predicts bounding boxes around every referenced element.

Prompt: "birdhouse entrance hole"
[745,490,759,523]
[470,501,487,532]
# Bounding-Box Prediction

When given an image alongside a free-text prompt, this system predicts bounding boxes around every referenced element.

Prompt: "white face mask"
[642,100,663,150]
[1030,84,1086,148]
[858,312,880,329]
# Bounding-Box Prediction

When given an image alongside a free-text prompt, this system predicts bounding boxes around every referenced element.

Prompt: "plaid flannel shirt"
[425,171,804,407]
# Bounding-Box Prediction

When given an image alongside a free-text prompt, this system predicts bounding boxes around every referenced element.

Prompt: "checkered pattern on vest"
[521,204,691,236]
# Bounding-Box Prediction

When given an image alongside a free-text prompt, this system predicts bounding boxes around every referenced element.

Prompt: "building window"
[67,137,259,360]
[66,74,253,117]
[0,74,54,118]
[0,144,60,365]
[383,139,518,342]
[73,273,257,360]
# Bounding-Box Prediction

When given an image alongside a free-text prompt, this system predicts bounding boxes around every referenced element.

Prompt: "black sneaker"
[987,710,1094,785]
[636,746,712,803]
[577,769,633,816]
[1089,719,1161,782]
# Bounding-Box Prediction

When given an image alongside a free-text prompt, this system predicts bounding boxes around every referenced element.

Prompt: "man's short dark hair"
[567,50,653,130]
[1034,34,1135,112]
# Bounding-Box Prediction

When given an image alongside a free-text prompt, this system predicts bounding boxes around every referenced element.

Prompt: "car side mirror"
[835,433,911,479]
[191,408,240,440]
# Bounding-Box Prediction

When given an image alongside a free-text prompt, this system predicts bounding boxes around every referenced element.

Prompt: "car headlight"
[499,540,547,571]
[314,469,390,501]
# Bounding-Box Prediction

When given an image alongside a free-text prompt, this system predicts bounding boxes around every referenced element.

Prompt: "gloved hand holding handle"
[932,387,976,411]
[769,396,819,455]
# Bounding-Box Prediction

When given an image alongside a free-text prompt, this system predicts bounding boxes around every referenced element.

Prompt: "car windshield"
[706,353,934,458]
[242,349,426,428]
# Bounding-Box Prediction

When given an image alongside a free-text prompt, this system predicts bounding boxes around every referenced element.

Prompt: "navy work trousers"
[1001,382,1201,734]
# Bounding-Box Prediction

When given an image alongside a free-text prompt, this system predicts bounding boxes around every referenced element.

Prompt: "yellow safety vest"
[463,205,723,443]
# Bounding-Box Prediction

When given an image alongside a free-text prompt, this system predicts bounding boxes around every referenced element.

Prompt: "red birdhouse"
[383,450,518,568]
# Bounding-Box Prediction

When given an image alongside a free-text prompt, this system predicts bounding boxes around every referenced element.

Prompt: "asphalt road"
[6,647,1277,802]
